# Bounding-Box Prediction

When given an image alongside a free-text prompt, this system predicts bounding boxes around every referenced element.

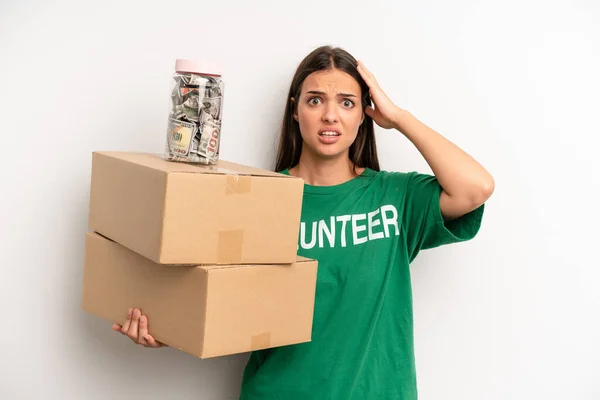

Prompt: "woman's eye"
[308,97,321,105]
[342,99,355,108]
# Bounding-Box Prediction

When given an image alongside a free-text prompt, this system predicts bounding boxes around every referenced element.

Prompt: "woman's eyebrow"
[306,90,357,98]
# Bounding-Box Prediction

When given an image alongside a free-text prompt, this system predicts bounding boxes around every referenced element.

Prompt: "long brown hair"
[274,45,380,173]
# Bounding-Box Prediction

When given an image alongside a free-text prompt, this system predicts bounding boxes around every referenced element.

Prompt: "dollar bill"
[203,81,222,98]
[171,104,186,120]
[188,74,209,87]
[166,118,197,158]
[182,100,200,122]
[199,96,221,121]
[197,119,221,161]
[190,136,200,154]
[164,152,214,164]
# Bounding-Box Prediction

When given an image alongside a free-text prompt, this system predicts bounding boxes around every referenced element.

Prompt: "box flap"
[294,255,314,263]
[93,151,298,179]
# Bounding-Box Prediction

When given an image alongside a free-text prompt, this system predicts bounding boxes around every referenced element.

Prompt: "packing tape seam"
[251,332,272,350]
[217,229,244,263]
[226,174,252,195]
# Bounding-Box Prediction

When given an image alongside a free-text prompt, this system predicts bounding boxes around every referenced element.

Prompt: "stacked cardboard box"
[81,151,318,358]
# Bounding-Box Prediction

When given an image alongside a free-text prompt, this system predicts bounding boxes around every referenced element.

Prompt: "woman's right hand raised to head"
[112,308,166,348]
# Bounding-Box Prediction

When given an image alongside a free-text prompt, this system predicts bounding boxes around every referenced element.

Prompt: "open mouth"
[319,131,341,137]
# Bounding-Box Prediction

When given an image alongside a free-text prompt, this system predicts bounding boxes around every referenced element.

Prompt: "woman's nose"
[321,102,339,123]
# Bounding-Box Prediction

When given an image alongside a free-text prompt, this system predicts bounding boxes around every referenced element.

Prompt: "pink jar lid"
[175,59,221,77]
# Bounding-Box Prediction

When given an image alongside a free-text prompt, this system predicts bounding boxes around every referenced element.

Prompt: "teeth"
[320,131,339,136]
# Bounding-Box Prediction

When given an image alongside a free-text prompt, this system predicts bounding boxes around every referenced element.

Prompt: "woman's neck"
[289,152,365,186]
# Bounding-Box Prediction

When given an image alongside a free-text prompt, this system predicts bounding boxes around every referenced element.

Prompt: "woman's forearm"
[393,109,495,216]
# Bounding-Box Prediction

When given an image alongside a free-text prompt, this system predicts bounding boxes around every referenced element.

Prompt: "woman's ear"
[291,97,298,121]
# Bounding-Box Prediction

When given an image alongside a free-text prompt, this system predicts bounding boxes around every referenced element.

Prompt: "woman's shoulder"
[368,168,416,183]
[366,169,440,199]
[374,168,436,181]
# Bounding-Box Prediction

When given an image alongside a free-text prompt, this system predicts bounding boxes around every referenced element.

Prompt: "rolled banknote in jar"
[165,59,224,164]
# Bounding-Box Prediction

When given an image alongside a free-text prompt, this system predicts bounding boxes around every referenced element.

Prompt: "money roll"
[165,59,224,164]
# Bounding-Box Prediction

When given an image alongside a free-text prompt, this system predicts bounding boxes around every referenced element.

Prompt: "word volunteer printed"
[298,205,400,250]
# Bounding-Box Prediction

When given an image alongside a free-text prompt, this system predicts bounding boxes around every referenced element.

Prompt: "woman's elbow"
[472,176,495,206]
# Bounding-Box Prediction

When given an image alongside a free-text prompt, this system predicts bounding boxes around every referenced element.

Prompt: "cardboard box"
[81,232,318,358]
[88,151,304,265]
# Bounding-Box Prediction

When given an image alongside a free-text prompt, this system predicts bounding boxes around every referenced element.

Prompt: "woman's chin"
[314,147,348,160]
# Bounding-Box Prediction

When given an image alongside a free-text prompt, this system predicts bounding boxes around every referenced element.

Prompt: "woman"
[114,45,494,399]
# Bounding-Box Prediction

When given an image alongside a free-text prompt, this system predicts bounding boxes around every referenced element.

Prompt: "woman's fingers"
[120,308,133,335]
[357,60,379,89]
[143,334,164,348]
[138,315,165,348]
[113,308,164,348]
[138,315,151,346]
[127,308,141,342]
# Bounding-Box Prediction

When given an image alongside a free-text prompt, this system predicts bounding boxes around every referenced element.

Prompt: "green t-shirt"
[239,168,485,399]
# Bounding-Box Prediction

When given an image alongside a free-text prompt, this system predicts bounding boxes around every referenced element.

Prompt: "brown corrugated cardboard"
[88,151,304,265]
[81,232,318,359]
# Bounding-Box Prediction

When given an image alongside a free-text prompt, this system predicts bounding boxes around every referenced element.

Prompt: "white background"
[1,0,599,399]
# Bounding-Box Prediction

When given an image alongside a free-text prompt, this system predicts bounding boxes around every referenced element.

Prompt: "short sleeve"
[401,172,485,262]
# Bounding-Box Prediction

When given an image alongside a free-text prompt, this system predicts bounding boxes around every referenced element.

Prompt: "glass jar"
[165,59,224,164]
